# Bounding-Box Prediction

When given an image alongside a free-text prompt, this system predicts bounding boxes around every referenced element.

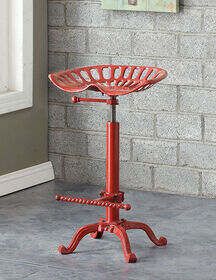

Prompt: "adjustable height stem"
[106,97,120,223]
[110,97,117,122]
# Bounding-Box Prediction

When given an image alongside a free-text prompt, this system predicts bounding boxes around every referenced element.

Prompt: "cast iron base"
[58,218,167,263]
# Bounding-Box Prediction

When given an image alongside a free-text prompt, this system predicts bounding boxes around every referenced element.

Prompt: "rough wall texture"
[48,0,216,197]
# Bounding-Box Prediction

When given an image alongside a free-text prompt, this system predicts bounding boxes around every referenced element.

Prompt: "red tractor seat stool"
[49,64,168,263]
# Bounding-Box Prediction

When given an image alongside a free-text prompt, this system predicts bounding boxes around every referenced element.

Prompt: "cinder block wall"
[48,0,216,197]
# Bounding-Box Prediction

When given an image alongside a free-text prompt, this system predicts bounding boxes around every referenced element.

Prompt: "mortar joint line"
[200,6,205,33]
[64,104,67,128]
[61,155,66,180]
[66,52,69,69]
[201,114,205,142]
[176,85,181,113]
[130,138,133,162]
[130,32,134,57]
[201,63,205,89]
[176,142,180,166]
[176,33,181,56]
[153,114,157,139]
[65,106,70,128]
[64,0,67,27]
[150,166,155,190]
[198,171,203,196]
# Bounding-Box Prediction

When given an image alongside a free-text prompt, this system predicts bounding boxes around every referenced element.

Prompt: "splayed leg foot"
[58,223,98,254]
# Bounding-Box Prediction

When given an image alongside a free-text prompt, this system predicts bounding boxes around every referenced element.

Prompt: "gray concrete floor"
[0,180,216,280]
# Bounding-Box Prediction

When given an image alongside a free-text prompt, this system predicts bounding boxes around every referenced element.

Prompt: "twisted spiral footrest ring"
[55,195,131,211]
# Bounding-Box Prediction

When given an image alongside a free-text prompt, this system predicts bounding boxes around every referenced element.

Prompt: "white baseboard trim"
[0,161,55,196]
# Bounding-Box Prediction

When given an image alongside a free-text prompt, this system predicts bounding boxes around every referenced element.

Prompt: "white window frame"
[0,0,33,115]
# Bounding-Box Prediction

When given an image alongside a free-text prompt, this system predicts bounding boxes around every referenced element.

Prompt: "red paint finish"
[106,122,120,223]
[57,218,167,263]
[71,96,119,105]
[49,64,168,263]
[55,194,131,211]
[49,64,167,96]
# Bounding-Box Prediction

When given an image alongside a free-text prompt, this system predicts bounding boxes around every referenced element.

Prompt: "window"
[0,0,33,115]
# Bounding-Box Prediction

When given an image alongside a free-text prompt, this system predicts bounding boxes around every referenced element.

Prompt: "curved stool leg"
[90,223,104,239]
[90,230,104,239]
[112,225,137,263]
[125,221,167,246]
[58,223,98,254]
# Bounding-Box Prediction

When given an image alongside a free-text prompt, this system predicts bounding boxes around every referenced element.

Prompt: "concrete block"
[209,37,216,58]
[203,61,216,88]
[133,32,177,57]
[157,59,202,86]
[133,84,177,112]
[68,53,110,69]
[48,82,69,104]
[180,87,216,114]
[155,8,202,33]
[64,156,106,186]
[133,139,177,165]
[67,106,108,132]
[202,171,216,197]
[155,166,200,195]
[180,142,216,169]
[48,28,86,52]
[118,110,154,137]
[120,137,131,161]
[88,29,132,55]
[49,129,88,156]
[86,159,106,186]
[111,56,155,66]
[87,134,106,159]
[109,10,154,29]
[48,2,65,27]
[66,2,109,27]
[179,35,209,59]
[204,116,216,142]
[48,53,66,73]
[87,133,131,161]
[156,113,201,140]
[48,104,65,128]
[120,162,152,190]
[49,153,63,179]
[64,156,89,184]
[117,95,131,110]
[182,0,216,6]
[49,130,60,154]
[204,9,216,32]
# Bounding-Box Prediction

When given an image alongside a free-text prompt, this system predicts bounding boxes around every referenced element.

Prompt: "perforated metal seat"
[49,64,167,96]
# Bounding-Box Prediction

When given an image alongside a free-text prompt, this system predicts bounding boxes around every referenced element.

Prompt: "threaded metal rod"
[111,104,116,122]
[109,97,117,122]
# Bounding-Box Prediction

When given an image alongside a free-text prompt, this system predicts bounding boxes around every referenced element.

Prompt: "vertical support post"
[106,99,120,223]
